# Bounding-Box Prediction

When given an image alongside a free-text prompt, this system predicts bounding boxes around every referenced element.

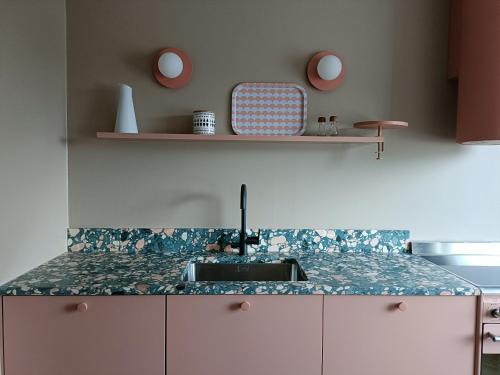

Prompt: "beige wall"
[0,0,68,284]
[67,0,500,241]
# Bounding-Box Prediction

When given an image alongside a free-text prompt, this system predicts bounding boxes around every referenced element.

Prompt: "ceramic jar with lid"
[192,110,215,135]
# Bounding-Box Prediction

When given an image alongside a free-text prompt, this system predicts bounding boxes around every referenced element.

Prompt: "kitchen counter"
[0,228,479,375]
[0,250,480,296]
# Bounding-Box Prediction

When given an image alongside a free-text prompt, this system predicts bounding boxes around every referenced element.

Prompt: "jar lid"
[329,115,337,121]
[318,116,326,122]
[193,110,214,114]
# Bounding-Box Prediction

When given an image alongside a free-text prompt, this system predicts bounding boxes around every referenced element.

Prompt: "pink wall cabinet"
[323,296,477,375]
[449,0,500,144]
[166,295,323,375]
[2,296,165,375]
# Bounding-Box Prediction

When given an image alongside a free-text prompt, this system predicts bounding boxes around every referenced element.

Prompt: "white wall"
[0,0,68,284]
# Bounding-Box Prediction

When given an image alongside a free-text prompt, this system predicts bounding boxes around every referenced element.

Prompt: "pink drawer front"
[323,296,477,375]
[166,295,323,375]
[483,324,500,354]
[3,296,165,375]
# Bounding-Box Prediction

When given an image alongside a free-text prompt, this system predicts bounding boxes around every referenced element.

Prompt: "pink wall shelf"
[353,120,408,159]
[96,132,383,144]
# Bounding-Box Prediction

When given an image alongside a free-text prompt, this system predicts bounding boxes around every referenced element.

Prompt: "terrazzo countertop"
[0,250,480,296]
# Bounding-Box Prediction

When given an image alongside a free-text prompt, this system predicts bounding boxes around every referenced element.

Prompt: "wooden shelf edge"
[353,120,408,129]
[96,132,383,144]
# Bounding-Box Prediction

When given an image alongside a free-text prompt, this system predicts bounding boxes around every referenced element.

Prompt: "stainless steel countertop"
[412,241,500,294]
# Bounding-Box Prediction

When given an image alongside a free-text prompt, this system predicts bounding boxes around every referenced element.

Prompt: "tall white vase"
[114,84,138,133]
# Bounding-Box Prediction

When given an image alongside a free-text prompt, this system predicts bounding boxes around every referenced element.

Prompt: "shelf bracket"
[377,126,384,160]
[352,120,408,160]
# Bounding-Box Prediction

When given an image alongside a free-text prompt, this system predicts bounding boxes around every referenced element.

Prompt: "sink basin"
[182,259,307,282]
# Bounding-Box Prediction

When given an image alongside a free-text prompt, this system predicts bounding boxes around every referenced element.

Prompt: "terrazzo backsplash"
[67,228,410,255]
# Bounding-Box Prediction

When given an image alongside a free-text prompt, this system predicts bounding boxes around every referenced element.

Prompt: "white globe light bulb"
[317,55,342,81]
[158,52,183,79]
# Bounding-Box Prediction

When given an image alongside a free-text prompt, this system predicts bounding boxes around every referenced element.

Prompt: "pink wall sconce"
[153,47,192,88]
[307,51,345,91]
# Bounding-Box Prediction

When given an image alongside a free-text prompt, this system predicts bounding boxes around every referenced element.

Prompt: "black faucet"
[232,184,259,256]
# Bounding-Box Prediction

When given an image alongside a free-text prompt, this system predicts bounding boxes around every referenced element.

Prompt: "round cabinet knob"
[76,302,88,313]
[240,301,251,311]
[491,308,500,318]
[396,302,408,312]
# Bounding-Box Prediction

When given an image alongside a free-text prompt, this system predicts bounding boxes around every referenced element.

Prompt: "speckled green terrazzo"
[66,228,410,254]
[0,228,480,296]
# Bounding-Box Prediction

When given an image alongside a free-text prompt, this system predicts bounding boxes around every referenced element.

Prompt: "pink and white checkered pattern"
[231,83,307,135]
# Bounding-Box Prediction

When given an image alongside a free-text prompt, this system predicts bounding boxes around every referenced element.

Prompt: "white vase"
[114,84,138,133]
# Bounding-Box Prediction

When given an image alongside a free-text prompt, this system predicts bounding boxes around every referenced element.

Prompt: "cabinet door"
[167,295,322,375]
[1,297,4,375]
[323,296,477,375]
[3,296,165,375]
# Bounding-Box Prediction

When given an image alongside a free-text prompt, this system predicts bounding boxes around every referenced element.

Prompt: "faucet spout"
[240,184,247,255]
[240,184,247,210]
[232,184,259,256]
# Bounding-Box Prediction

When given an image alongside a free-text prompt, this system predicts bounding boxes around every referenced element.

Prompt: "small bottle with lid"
[317,116,326,136]
[327,115,339,136]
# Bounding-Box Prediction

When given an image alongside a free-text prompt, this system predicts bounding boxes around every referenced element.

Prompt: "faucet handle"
[246,230,260,245]
[246,237,259,245]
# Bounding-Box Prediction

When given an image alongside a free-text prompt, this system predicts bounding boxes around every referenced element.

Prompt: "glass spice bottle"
[317,116,326,136]
[327,115,339,136]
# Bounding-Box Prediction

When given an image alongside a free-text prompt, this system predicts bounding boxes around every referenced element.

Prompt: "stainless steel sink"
[182,259,307,282]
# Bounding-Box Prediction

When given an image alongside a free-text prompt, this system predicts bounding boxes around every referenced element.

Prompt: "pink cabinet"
[449,0,500,143]
[2,296,165,375]
[1,298,4,375]
[0,294,479,375]
[323,296,477,375]
[166,295,323,375]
